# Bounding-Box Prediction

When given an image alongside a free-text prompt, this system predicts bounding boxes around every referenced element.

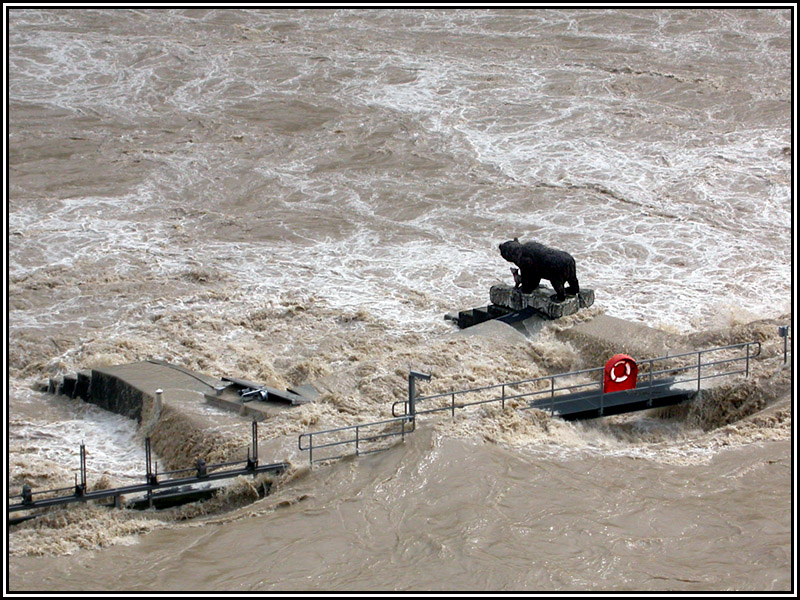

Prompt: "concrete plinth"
[490,284,595,320]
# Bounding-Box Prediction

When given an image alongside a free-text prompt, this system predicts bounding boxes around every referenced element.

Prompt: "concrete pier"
[44,360,316,473]
[48,360,314,423]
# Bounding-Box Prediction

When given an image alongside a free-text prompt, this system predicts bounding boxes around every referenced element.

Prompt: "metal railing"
[297,341,761,465]
[298,372,428,464]
[9,421,287,514]
[298,415,415,464]
[391,341,761,419]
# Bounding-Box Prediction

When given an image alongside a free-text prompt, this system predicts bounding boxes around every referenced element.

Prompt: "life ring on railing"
[610,360,631,383]
[604,354,638,393]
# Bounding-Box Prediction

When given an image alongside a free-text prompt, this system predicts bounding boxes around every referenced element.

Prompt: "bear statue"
[499,238,580,302]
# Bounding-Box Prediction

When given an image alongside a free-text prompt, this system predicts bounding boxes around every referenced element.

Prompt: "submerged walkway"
[300,341,761,463]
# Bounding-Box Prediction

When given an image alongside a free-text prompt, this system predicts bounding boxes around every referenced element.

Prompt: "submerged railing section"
[391,341,760,419]
[298,415,415,464]
[9,421,288,515]
[297,372,428,464]
[299,341,761,464]
[9,338,775,519]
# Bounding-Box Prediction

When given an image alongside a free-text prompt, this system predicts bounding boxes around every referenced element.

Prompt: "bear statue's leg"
[565,275,580,296]
[551,280,567,302]
[520,274,540,294]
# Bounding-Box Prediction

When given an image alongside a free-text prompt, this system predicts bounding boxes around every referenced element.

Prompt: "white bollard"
[155,388,163,420]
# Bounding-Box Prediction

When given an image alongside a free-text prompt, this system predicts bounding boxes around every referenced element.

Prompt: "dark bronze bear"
[499,238,580,302]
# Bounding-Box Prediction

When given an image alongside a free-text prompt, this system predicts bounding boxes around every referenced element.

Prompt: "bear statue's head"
[499,238,521,263]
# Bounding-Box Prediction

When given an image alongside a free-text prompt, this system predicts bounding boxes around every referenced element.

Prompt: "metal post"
[501,384,505,410]
[145,437,151,479]
[81,444,86,489]
[355,425,360,456]
[550,378,555,415]
[451,393,455,418]
[155,388,163,420]
[22,484,32,505]
[745,343,750,378]
[145,437,158,486]
[250,419,258,469]
[76,443,87,496]
[697,351,702,393]
[408,371,431,420]
[779,326,789,365]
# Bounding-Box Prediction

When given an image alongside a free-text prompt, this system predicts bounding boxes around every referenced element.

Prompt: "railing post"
[76,443,87,496]
[550,378,555,415]
[502,384,505,410]
[253,420,258,464]
[355,425,360,456]
[408,371,431,421]
[778,326,789,364]
[22,484,32,505]
[309,434,313,465]
[746,343,751,378]
[248,420,258,471]
[697,351,702,393]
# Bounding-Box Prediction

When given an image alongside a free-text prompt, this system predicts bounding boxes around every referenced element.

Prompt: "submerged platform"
[205,375,314,420]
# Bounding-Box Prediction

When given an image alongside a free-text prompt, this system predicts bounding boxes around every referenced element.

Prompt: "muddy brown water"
[7,8,793,592]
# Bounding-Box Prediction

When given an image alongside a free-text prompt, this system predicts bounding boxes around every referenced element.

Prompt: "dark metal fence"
[390,341,761,419]
[9,421,287,515]
[298,415,415,464]
[297,341,760,465]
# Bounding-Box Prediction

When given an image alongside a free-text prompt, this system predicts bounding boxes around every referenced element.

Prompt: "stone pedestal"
[489,284,595,320]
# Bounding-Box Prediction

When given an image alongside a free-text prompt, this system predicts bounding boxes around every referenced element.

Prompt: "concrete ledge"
[490,284,595,319]
[44,361,318,468]
[556,314,685,362]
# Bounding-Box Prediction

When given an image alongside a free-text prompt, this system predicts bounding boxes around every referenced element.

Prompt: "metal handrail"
[393,341,761,418]
[296,341,760,464]
[298,415,414,464]
[9,420,278,513]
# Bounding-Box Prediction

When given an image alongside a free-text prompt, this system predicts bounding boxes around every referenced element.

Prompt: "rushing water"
[6,8,794,592]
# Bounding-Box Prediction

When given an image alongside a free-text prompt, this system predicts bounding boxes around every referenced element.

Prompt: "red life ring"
[609,359,631,383]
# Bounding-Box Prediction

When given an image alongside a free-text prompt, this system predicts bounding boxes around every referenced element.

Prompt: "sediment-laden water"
[7,8,793,592]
